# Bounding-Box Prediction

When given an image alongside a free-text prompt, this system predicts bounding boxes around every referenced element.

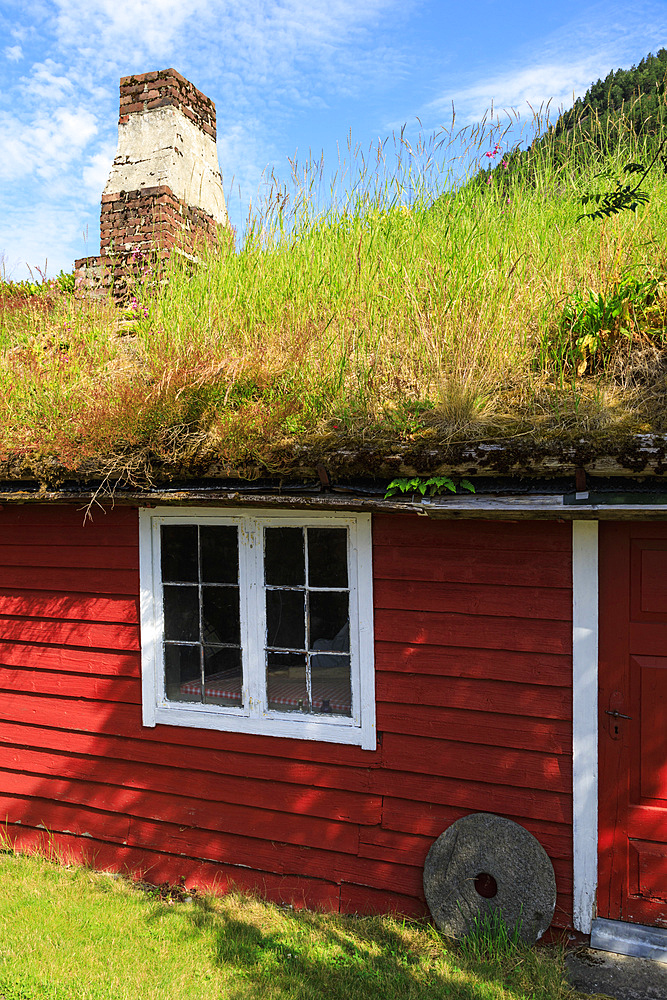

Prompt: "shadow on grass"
[144,894,569,1000]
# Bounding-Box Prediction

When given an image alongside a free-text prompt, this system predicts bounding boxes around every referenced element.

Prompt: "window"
[139,508,375,748]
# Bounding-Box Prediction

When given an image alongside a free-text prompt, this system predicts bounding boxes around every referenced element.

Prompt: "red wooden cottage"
[2,69,666,962]
[2,475,666,956]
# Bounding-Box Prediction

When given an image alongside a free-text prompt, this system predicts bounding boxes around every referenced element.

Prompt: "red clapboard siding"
[0,617,140,650]
[0,545,138,569]
[373,545,571,588]
[0,691,381,768]
[0,644,140,677]
[0,590,138,623]
[0,506,575,927]
[0,720,377,794]
[0,566,138,594]
[378,798,572,859]
[372,515,572,551]
[2,744,381,825]
[374,578,572,620]
[375,608,571,654]
[375,673,571,719]
[0,669,140,703]
[373,770,572,824]
[4,823,344,911]
[376,703,571,753]
[374,642,570,686]
[0,505,138,528]
[380,732,571,792]
[0,772,361,853]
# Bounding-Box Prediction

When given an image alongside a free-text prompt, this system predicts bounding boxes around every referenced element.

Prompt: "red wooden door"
[599,523,667,927]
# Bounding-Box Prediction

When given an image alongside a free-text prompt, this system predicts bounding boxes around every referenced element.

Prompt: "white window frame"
[139,506,376,749]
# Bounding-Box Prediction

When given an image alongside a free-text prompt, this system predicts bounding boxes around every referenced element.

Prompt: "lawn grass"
[1,104,666,484]
[0,850,583,1000]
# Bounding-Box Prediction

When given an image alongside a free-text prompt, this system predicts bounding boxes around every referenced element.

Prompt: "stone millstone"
[423,812,556,943]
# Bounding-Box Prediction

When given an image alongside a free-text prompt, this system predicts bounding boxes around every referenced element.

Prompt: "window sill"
[147,701,376,749]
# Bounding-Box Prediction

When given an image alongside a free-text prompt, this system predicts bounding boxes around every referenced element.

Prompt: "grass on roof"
[1,103,667,486]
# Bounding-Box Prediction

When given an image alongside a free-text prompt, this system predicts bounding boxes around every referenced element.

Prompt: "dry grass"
[1,106,666,486]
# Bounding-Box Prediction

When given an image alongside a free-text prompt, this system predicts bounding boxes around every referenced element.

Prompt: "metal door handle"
[605,709,632,720]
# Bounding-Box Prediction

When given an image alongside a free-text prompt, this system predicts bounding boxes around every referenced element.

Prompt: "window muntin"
[140,509,375,748]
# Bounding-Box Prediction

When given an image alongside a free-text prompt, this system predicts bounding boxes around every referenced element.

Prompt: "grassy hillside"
[1,99,666,486]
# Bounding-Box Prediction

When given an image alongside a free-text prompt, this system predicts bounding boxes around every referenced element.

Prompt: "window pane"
[308,528,348,588]
[203,646,242,707]
[163,585,199,641]
[264,527,305,586]
[311,654,352,716]
[202,586,240,645]
[309,592,349,649]
[165,643,201,702]
[267,652,307,712]
[266,590,305,649]
[201,526,238,584]
[161,525,198,582]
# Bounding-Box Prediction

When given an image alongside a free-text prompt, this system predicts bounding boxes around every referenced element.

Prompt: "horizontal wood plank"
[381,733,572,792]
[376,703,571,753]
[2,743,381,824]
[379,798,572,859]
[374,608,571,654]
[0,720,377,794]
[0,643,140,677]
[375,636,572,687]
[0,566,138,594]
[372,770,571,824]
[0,590,138,624]
[0,694,382,768]
[0,545,138,570]
[0,669,140,703]
[373,545,571,588]
[375,673,571,720]
[372,515,572,552]
[0,772,361,853]
[374,578,572,621]
[0,506,138,529]
[0,618,140,651]
[0,524,138,548]
[374,642,571,686]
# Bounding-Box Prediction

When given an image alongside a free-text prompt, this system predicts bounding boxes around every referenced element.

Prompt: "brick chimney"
[75,68,229,301]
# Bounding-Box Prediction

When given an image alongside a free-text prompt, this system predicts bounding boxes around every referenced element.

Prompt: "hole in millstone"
[474,872,498,898]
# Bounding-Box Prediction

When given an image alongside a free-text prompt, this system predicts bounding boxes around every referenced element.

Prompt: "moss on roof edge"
[3,430,667,491]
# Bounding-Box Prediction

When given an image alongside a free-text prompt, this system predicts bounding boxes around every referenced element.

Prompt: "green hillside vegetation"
[466,49,667,198]
[1,54,667,487]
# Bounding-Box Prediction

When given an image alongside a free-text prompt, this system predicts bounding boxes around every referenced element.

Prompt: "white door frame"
[572,519,599,934]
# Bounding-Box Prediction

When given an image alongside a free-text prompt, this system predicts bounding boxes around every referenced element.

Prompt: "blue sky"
[1,0,666,279]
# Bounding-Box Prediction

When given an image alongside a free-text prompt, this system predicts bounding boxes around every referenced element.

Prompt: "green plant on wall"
[384,476,475,499]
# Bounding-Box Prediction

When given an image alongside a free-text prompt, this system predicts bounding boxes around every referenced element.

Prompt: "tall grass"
[1,104,666,483]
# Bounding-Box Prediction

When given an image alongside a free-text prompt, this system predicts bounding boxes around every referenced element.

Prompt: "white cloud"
[49,0,402,99]
[21,58,75,100]
[82,141,116,202]
[424,0,667,128]
[430,61,602,126]
[0,107,98,182]
[4,45,23,62]
[0,198,95,278]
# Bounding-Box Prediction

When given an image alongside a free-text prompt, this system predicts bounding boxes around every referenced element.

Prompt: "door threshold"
[591,917,667,964]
